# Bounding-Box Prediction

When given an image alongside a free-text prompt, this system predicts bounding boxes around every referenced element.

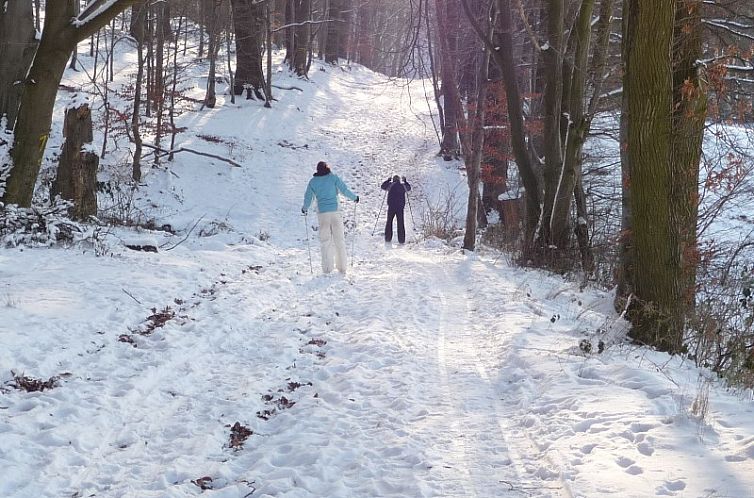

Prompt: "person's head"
[316,161,330,175]
[393,175,400,182]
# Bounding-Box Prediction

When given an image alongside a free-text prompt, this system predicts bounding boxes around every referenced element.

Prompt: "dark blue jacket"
[381,179,412,210]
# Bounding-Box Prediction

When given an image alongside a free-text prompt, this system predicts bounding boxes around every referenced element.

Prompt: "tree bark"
[51,100,99,220]
[324,0,346,63]
[624,0,705,352]
[434,0,460,160]
[132,3,146,182]
[462,50,491,252]
[539,0,565,247]
[549,0,594,250]
[292,0,311,76]
[0,1,39,129]
[204,0,219,108]
[231,0,267,99]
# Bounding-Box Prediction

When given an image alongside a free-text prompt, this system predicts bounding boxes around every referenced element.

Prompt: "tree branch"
[139,142,242,167]
[73,0,140,42]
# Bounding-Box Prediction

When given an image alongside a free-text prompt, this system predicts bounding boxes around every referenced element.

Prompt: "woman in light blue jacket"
[302,161,359,274]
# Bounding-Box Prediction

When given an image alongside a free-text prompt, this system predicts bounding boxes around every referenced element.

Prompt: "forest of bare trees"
[2,0,754,382]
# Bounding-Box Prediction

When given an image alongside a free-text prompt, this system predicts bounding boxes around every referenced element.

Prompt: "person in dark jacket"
[381,175,412,244]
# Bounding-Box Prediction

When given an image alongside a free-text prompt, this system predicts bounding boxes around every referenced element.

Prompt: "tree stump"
[51,98,99,220]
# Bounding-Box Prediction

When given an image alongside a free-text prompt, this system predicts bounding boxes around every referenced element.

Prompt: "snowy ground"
[2,39,754,498]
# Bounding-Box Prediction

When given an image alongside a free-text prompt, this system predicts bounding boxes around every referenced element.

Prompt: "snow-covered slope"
[2,42,754,498]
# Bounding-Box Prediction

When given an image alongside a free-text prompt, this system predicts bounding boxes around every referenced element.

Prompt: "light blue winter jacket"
[302,172,358,213]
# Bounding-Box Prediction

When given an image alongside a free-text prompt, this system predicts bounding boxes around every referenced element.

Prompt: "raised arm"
[335,175,358,201]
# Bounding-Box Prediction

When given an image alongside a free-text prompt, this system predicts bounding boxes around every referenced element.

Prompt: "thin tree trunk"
[204,0,218,108]
[170,15,184,158]
[539,0,565,247]
[463,50,491,251]
[132,3,146,182]
[154,0,166,160]
[550,0,595,250]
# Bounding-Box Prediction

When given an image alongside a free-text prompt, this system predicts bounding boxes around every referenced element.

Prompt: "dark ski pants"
[385,207,406,244]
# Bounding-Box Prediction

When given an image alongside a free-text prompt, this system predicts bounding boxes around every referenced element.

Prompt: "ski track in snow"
[3,54,754,498]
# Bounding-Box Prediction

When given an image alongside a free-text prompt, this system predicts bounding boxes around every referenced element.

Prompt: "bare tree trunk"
[550,0,596,251]
[154,0,166,159]
[0,1,38,129]
[434,0,460,160]
[225,20,236,105]
[52,100,99,220]
[231,0,267,99]
[623,0,702,353]
[132,3,146,182]
[292,0,312,76]
[70,1,81,71]
[170,15,184,158]
[462,50,491,251]
[204,0,218,108]
[265,3,273,107]
[539,0,565,247]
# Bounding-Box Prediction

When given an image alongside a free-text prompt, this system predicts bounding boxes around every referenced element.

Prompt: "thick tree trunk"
[434,0,460,160]
[292,0,311,76]
[624,0,684,352]
[671,0,705,327]
[0,1,38,129]
[52,101,99,220]
[324,0,346,64]
[231,0,267,99]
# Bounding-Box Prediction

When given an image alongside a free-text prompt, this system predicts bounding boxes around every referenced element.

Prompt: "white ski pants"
[317,211,347,274]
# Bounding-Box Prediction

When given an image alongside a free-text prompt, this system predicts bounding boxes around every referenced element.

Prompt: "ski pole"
[351,201,358,267]
[371,190,387,236]
[406,192,416,226]
[304,212,313,274]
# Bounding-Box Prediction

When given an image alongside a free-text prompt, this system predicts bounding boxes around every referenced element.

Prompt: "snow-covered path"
[4,56,754,498]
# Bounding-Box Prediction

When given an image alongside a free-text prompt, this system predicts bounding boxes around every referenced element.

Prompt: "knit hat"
[316,161,330,175]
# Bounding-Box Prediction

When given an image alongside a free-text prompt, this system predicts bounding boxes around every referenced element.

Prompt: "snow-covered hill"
[2,42,754,498]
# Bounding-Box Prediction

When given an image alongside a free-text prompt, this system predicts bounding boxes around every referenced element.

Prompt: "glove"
[355,196,360,203]
[387,177,392,183]
[402,176,406,182]
[301,208,307,215]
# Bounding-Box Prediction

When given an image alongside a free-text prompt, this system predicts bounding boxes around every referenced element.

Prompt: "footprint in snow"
[655,479,686,495]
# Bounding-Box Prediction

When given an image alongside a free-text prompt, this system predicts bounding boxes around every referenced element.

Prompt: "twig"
[139,142,242,167]
[162,215,206,251]
[122,288,142,304]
